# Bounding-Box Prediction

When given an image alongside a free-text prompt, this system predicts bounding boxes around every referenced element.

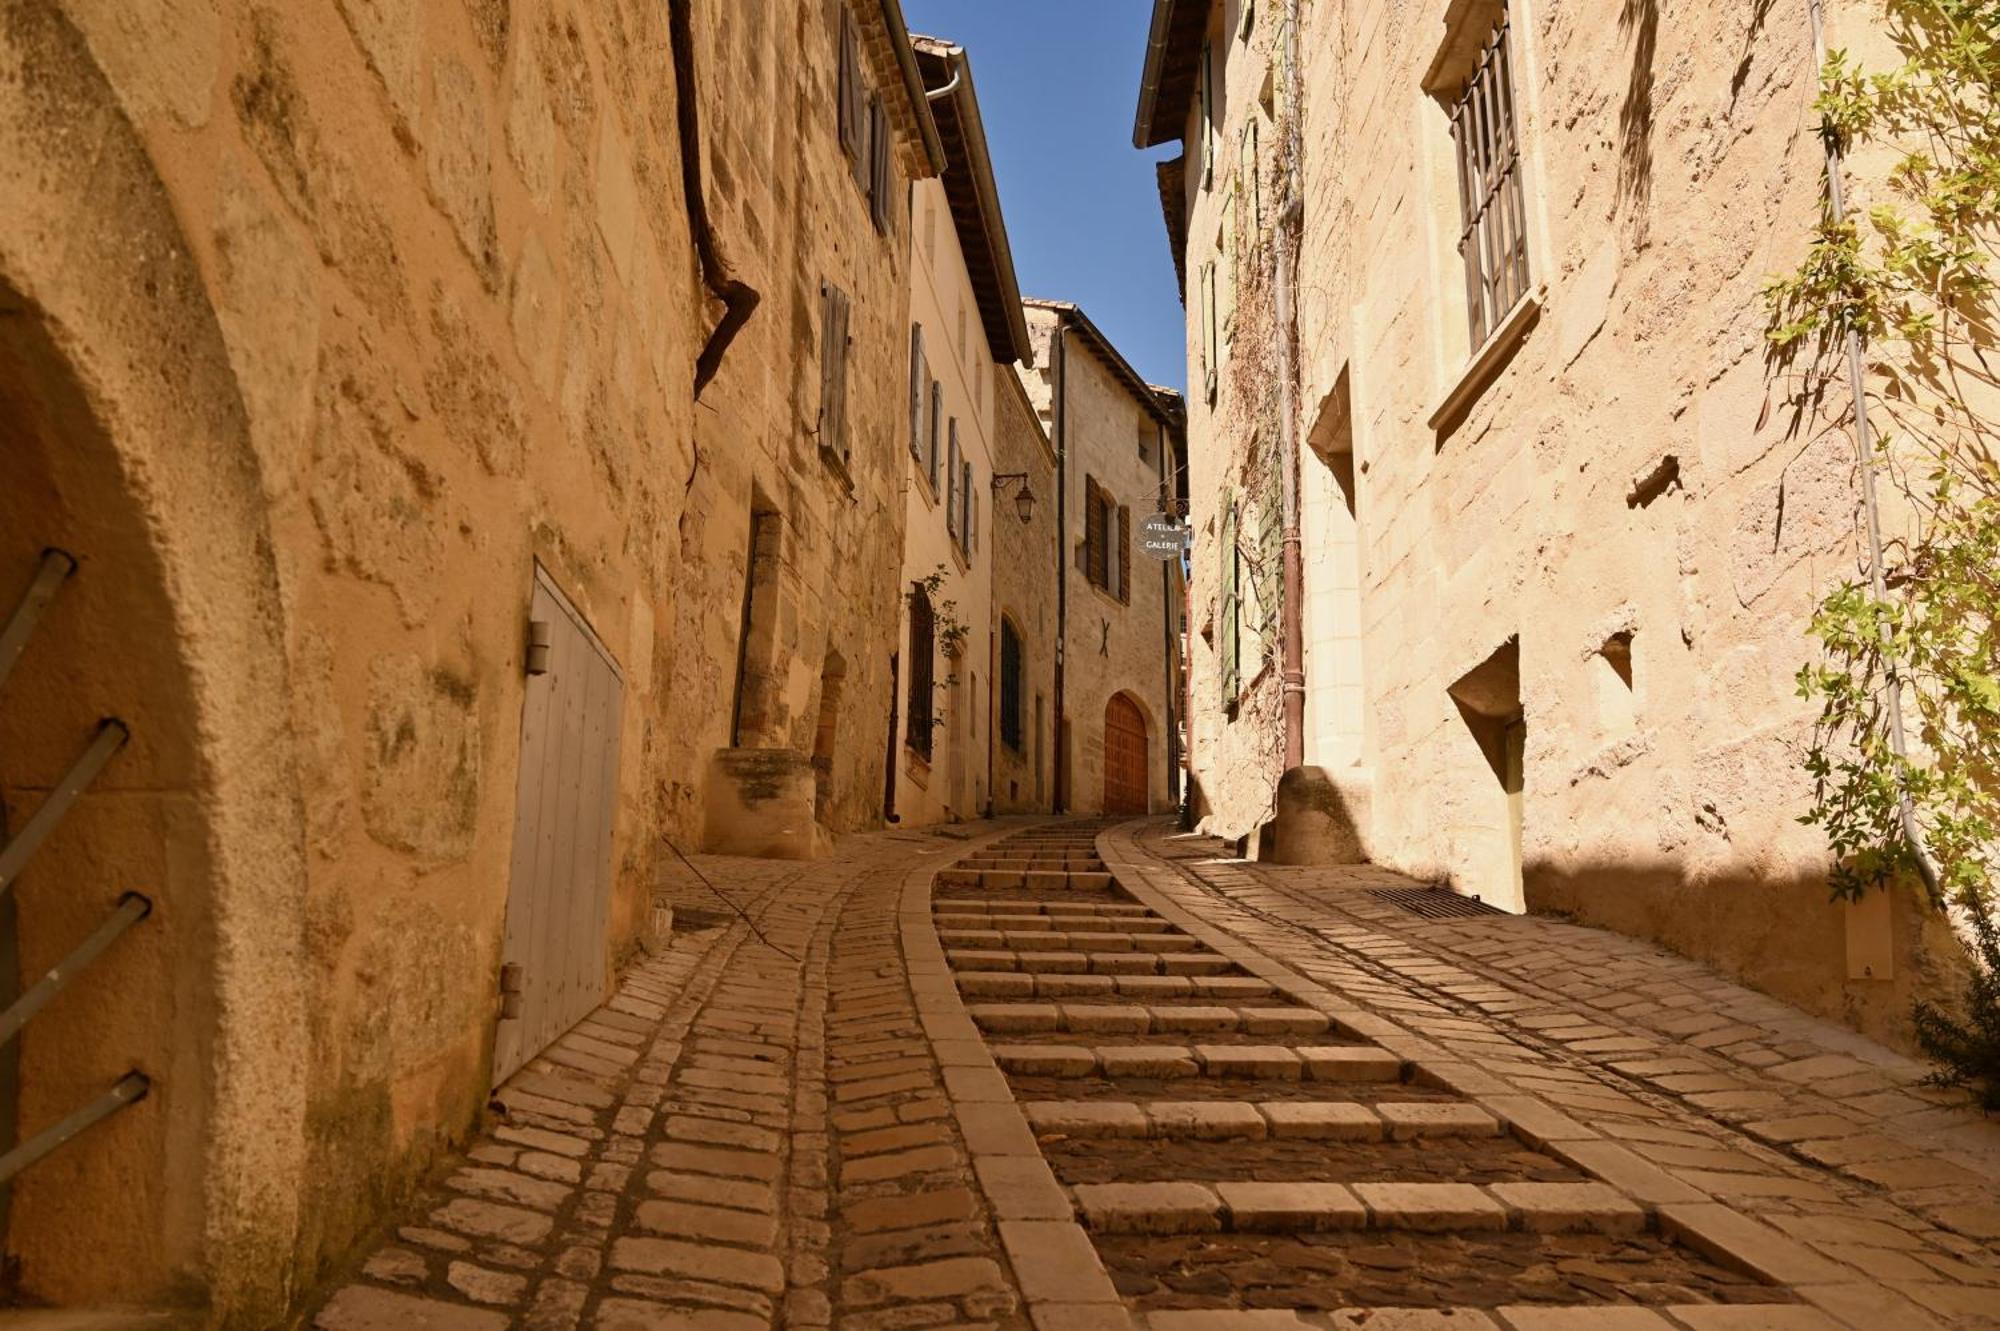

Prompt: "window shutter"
[869,97,893,231]
[1257,499,1281,637]
[1202,263,1219,403]
[836,9,859,163]
[907,583,935,760]
[908,325,925,462]
[820,282,850,460]
[970,481,979,556]
[1083,480,1106,587]
[928,384,943,489]
[961,458,974,555]
[1126,503,1135,601]
[1221,498,1240,702]
[1200,41,1215,188]
[946,425,960,537]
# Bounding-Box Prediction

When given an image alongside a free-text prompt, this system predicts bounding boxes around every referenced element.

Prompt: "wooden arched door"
[1103,693,1149,814]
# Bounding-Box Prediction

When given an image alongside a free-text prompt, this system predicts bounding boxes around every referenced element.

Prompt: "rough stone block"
[1098,1045,1199,1078]
[1195,1045,1302,1080]
[1376,1102,1502,1140]
[1063,1003,1153,1034]
[1298,1046,1403,1083]
[1216,1181,1366,1232]
[1149,1005,1242,1033]
[1259,1101,1382,1141]
[1073,1182,1223,1234]
[1237,1007,1331,1035]
[1488,1182,1647,1235]
[992,1044,1097,1077]
[1144,1101,1268,1140]
[1024,1101,1151,1139]
[1352,1183,1509,1232]
[970,1003,1062,1033]
[313,1286,510,1330]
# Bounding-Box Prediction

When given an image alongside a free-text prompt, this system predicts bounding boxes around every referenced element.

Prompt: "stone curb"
[1091,820,1900,1324]
[897,822,1136,1330]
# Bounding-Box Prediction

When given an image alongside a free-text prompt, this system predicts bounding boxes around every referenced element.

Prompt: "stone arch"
[0,3,307,1321]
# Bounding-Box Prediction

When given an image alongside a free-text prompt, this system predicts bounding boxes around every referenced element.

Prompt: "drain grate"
[1370,887,1507,920]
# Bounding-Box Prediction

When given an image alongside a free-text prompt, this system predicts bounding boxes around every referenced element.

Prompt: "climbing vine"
[1765,0,2000,1101]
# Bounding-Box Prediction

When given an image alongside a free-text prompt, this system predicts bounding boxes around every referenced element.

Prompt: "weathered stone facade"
[1144,0,1967,1045]
[1017,302,1186,817]
[0,0,933,1320]
[990,364,1061,815]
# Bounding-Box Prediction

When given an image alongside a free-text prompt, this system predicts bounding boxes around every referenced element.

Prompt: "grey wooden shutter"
[909,325,925,461]
[869,97,893,231]
[1221,497,1240,702]
[1083,479,1106,587]
[820,282,850,460]
[961,457,974,556]
[1117,505,1131,604]
[946,425,960,538]
[928,383,943,489]
[837,9,860,163]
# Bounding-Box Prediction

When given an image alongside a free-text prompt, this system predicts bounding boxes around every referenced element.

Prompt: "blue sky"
[903,0,1187,391]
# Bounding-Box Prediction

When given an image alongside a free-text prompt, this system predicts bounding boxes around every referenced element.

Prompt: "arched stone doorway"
[0,4,308,1319]
[1103,692,1150,815]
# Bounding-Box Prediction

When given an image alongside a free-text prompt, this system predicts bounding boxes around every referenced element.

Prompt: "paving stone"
[608,1237,785,1292]
[993,1043,1098,1076]
[633,1199,778,1247]
[1216,1181,1366,1232]
[1063,1003,1154,1034]
[360,1246,428,1285]
[431,1198,555,1246]
[1024,1101,1151,1139]
[843,1186,980,1233]
[1324,1315,1501,1330]
[1297,1046,1403,1083]
[970,1003,1062,1033]
[1099,1044,1200,1077]
[448,1167,573,1212]
[1237,1006,1331,1035]
[842,1144,960,1183]
[1657,1204,1849,1285]
[1351,1182,1509,1232]
[1376,1102,1502,1140]
[1487,1182,1647,1235]
[592,1297,764,1331]
[1659,1311,1845,1330]
[644,1169,774,1213]
[1073,1182,1223,1234]
[1259,1101,1383,1141]
[839,1255,1011,1307]
[997,1219,1123,1305]
[1144,1100,1268,1140]
[664,1115,783,1153]
[446,1262,529,1305]
[1493,1310,1673,1329]
[313,1287,511,1330]
[648,1142,781,1182]
[1194,1045,1301,1080]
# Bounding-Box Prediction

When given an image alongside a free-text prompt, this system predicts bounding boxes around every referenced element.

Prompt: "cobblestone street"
[307,820,2000,1331]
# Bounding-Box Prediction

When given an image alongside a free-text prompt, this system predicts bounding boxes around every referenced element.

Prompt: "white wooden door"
[491,568,624,1086]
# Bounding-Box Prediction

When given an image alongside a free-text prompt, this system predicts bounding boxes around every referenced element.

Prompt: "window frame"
[1446,10,1531,351]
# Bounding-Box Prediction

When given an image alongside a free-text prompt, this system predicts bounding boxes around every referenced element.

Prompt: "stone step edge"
[953,970,1278,1000]
[991,1043,1405,1082]
[1136,1303,1832,1331]
[1069,1178,1648,1237]
[1022,1097,1501,1141]
[970,1002,1331,1036]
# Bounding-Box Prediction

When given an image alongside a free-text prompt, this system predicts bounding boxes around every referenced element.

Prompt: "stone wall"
[0,0,924,1319]
[1018,305,1183,816]
[990,365,1061,814]
[1170,0,1966,1045]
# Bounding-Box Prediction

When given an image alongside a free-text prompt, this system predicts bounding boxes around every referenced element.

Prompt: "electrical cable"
[660,835,804,964]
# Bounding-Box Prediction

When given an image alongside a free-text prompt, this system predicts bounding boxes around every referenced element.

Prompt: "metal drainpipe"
[1053,321,1069,814]
[1805,0,1943,902]
[1158,419,1182,807]
[1275,0,1307,773]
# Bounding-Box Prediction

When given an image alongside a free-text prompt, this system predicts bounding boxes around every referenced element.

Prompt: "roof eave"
[880,0,947,173]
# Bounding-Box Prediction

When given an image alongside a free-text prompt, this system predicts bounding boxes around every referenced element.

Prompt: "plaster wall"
[990,366,1061,816]
[893,178,998,826]
[0,0,921,1319]
[1173,0,1964,1044]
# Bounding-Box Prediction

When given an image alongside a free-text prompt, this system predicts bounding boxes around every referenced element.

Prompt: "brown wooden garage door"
[1103,693,1149,815]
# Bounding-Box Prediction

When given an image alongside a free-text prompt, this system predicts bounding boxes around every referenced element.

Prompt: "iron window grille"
[1448,12,1530,350]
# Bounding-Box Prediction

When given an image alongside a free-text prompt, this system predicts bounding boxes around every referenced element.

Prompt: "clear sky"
[902,0,1187,391]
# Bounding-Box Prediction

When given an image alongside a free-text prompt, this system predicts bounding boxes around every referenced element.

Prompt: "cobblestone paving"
[300,818,2000,1331]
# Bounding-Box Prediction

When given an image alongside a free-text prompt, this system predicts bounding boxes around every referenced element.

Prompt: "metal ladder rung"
[0,1072,149,1188]
[0,892,151,1046]
[0,549,77,695]
[0,719,129,895]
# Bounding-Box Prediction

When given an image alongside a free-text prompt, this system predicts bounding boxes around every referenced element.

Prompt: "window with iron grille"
[999,619,1024,753]
[1447,11,1530,349]
[907,583,935,760]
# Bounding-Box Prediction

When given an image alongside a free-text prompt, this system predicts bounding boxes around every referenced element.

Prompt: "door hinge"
[498,962,524,1019]
[525,620,552,676]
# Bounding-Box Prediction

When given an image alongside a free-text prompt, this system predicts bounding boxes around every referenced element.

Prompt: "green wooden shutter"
[1220,496,1239,703]
[1257,497,1281,642]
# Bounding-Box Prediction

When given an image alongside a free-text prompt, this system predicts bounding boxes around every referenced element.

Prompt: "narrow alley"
[306,820,2000,1330]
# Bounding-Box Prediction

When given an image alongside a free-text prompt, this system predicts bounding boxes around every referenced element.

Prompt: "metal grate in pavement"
[1370,887,1507,920]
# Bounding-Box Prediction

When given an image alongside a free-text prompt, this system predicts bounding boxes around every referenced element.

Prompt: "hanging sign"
[1139,512,1192,559]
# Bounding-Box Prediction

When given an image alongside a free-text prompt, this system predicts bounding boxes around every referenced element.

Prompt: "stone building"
[0,0,935,1321]
[990,357,1063,816]
[1016,301,1187,819]
[888,37,1033,828]
[1138,0,1965,1042]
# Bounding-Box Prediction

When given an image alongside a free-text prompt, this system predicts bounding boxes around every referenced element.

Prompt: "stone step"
[933,911,1175,934]
[936,869,1115,890]
[954,972,1278,1000]
[931,898,1154,918]
[1071,1179,1646,1237]
[1023,1098,1500,1142]
[991,1043,1404,1083]
[937,929,1202,954]
[1138,1309,1839,1331]
[970,1002,1330,1037]
[948,950,1237,977]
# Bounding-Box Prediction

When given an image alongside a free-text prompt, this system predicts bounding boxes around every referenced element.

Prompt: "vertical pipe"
[1053,321,1070,813]
[1805,0,1942,902]
[1157,419,1182,808]
[1276,0,1307,773]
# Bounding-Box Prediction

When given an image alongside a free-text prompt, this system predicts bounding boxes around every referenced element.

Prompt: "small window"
[1446,8,1530,348]
[1137,414,1154,463]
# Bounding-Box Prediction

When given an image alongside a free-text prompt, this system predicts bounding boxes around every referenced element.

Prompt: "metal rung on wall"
[0,1073,149,1187]
[0,548,153,1185]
